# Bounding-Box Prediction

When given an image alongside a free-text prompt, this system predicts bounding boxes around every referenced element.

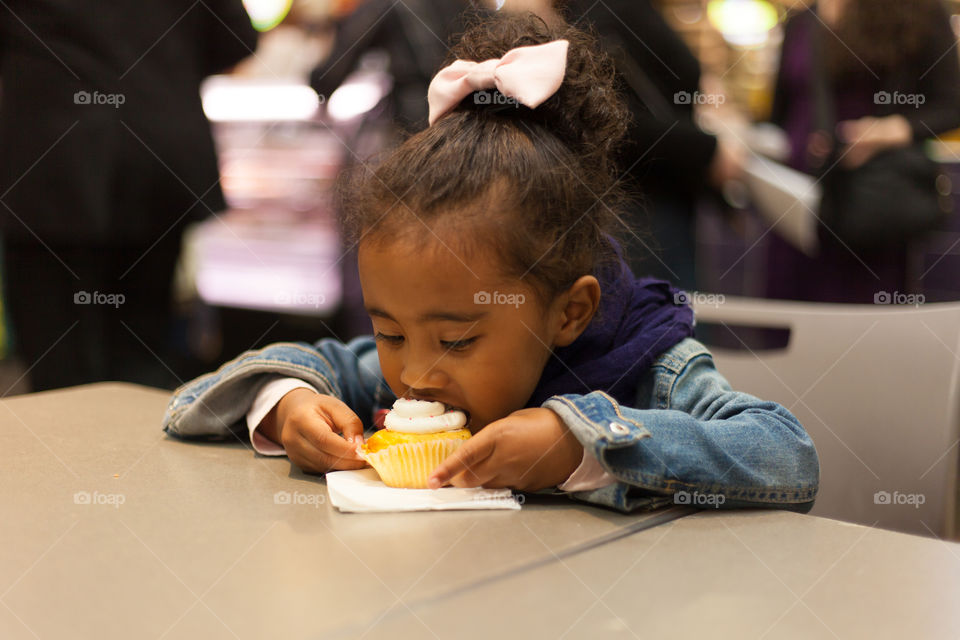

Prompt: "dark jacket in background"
[310,0,470,132]
[563,0,716,289]
[0,0,258,245]
[565,0,718,206]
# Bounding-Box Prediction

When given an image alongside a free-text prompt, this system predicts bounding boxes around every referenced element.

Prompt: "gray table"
[2,383,958,639]
[345,509,960,639]
[0,384,685,639]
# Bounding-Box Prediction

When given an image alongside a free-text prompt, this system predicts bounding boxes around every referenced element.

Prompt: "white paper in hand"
[743,154,821,256]
[325,469,523,513]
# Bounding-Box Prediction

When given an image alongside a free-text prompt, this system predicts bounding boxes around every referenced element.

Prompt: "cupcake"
[358,398,471,488]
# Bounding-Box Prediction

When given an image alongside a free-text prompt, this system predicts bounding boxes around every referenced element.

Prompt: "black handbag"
[811,23,953,251]
[818,145,952,250]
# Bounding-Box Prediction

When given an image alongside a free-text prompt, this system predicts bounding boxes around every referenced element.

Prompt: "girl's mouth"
[448,405,470,425]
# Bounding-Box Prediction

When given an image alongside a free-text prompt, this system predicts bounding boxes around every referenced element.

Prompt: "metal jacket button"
[608,422,630,435]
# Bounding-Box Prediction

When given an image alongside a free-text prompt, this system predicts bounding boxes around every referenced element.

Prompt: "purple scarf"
[526,258,695,408]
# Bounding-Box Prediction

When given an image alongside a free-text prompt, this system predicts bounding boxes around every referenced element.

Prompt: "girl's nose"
[399,355,447,390]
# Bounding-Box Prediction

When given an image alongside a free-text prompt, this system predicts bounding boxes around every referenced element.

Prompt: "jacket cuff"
[542,391,652,462]
[543,392,661,512]
[163,344,340,439]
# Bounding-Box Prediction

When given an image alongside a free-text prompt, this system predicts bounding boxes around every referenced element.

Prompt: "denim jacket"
[162,336,819,513]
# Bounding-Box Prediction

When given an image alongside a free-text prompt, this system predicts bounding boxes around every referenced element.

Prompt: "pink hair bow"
[427,39,569,126]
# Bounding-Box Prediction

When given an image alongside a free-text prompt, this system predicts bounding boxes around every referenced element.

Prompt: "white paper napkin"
[325,469,522,513]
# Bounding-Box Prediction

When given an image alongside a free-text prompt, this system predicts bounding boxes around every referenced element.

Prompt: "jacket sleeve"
[768,11,801,128]
[309,0,393,98]
[588,0,719,181]
[542,339,820,512]
[201,0,259,76]
[162,336,390,440]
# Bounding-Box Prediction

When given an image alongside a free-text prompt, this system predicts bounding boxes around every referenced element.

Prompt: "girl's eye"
[374,332,404,345]
[440,337,478,352]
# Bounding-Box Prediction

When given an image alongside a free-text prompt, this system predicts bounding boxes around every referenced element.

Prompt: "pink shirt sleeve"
[557,448,616,492]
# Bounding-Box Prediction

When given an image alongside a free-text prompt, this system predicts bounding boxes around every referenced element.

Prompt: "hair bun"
[445,12,629,178]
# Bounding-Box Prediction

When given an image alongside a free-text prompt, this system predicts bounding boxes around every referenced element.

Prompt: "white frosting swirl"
[384,398,467,433]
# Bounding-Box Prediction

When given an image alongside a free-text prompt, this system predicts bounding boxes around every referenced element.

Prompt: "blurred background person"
[310,0,470,133]
[765,0,960,302]
[0,0,257,391]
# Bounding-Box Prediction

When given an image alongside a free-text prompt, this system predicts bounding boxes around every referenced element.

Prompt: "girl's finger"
[285,436,328,474]
[318,396,366,444]
[294,431,367,472]
[456,473,509,489]
[428,435,496,489]
[299,417,365,464]
[448,466,496,488]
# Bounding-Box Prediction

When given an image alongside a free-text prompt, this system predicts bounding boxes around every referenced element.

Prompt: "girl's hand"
[427,408,584,492]
[835,115,913,169]
[259,388,368,473]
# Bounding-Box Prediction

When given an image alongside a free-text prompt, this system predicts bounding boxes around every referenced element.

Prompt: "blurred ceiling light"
[326,70,393,122]
[242,0,292,31]
[707,0,779,48]
[202,77,320,122]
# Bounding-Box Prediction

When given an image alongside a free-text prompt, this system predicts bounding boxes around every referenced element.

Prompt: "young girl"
[164,14,819,512]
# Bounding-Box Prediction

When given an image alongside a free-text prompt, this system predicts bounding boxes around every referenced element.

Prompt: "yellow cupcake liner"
[359,438,466,489]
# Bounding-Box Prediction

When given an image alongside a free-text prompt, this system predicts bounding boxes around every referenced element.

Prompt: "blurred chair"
[692,295,960,538]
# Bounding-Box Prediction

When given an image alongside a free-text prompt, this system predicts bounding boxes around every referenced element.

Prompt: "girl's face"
[358,235,561,432]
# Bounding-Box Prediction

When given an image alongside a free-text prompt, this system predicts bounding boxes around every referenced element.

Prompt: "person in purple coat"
[766,0,960,302]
